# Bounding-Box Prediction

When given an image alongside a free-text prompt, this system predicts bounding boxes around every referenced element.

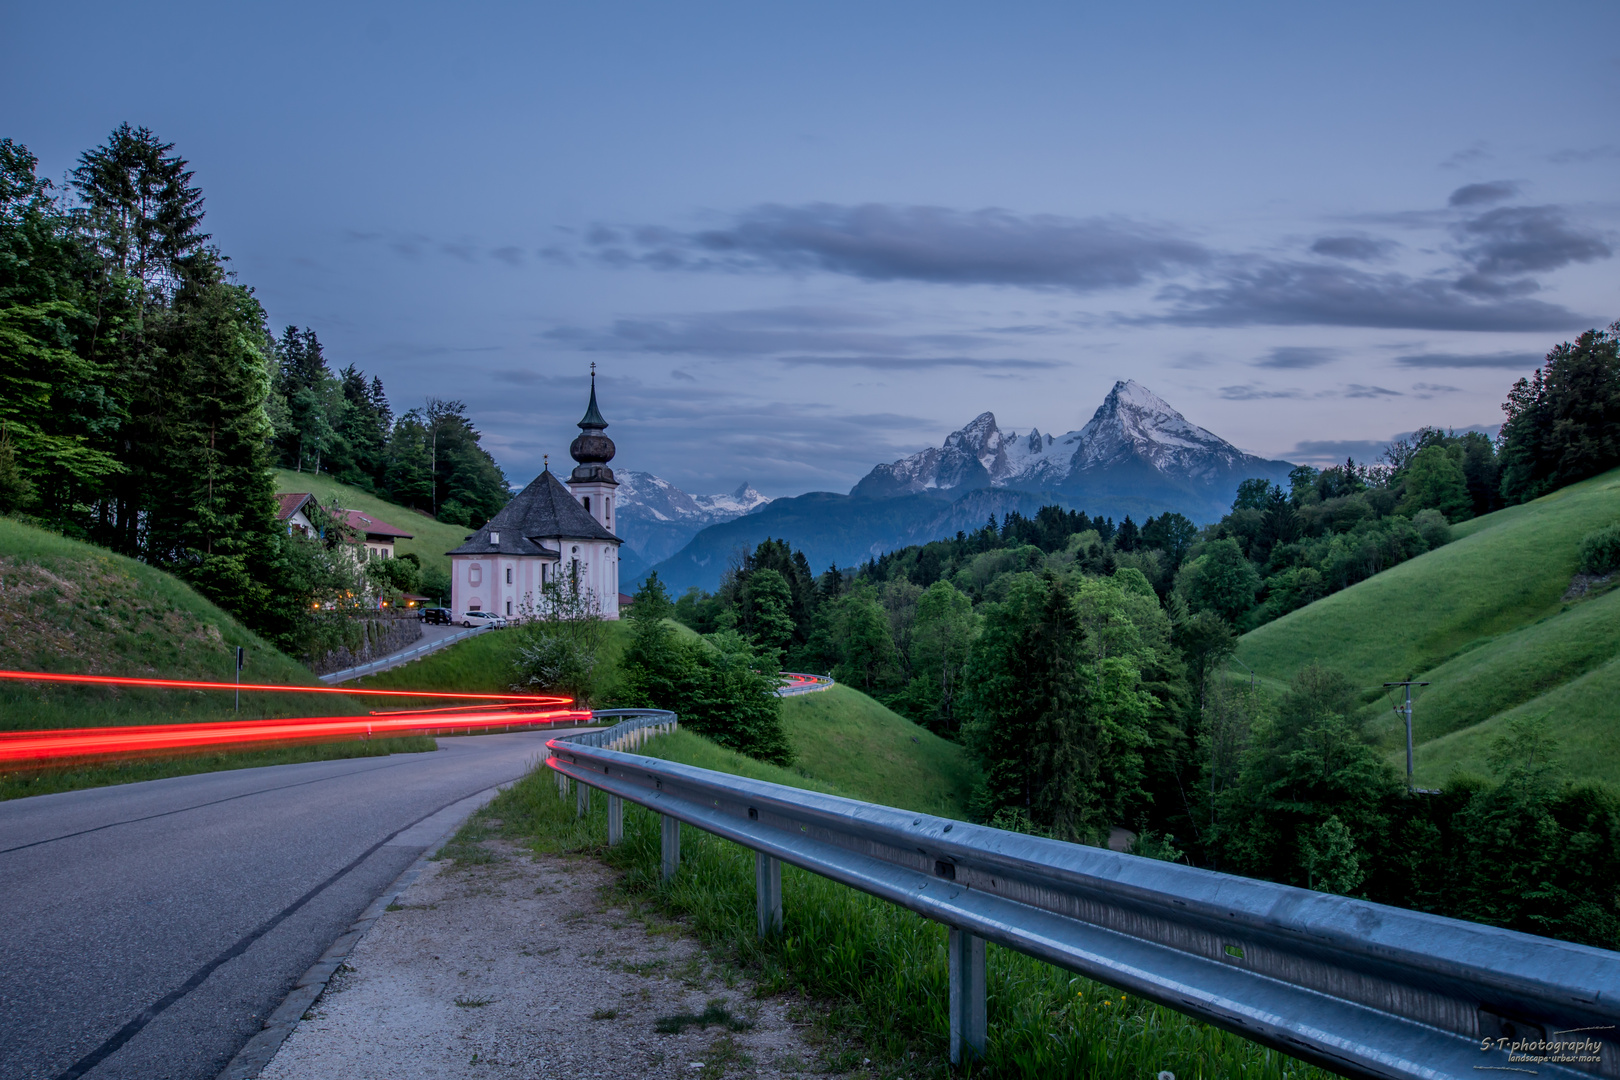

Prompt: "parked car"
[420,607,453,625]
[460,610,507,628]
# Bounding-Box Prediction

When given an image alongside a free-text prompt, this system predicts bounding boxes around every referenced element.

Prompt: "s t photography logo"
[1476,1026,1611,1068]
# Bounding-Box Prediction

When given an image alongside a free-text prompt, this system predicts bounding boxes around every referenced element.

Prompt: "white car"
[460,610,507,628]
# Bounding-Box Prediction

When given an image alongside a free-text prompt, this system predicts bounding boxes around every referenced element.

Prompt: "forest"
[0,128,509,655]
[646,323,1620,949]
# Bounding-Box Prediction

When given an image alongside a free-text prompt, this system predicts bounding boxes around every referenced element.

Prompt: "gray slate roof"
[446,469,619,556]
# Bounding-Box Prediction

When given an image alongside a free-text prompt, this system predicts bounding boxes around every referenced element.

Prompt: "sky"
[6,1,1618,497]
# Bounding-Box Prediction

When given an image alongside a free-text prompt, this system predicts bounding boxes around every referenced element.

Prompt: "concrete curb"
[215,783,513,1080]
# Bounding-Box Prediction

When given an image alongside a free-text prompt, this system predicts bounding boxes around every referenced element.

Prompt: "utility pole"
[235,647,245,713]
[1384,680,1430,790]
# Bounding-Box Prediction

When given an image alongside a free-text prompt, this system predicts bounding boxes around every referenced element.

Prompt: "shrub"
[1579,522,1620,575]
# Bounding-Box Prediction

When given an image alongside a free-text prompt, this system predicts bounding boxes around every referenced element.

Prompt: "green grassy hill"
[273,469,468,577]
[1235,467,1620,785]
[649,684,980,817]
[0,516,360,731]
[0,516,433,801]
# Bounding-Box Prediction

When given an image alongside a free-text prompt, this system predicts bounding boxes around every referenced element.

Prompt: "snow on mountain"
[614,471,772,563]
[851,380,1290,506]
[693,483,772,518]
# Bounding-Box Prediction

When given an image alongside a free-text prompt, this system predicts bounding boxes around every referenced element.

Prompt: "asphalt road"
[0,731,568,1080]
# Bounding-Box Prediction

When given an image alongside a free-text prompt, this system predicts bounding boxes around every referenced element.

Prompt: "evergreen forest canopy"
[655,327,1620,948]
[0,128,510,654]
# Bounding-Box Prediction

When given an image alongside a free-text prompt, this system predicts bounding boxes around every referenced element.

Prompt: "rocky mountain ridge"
[614,471,772,564]
[852,379,1282,499]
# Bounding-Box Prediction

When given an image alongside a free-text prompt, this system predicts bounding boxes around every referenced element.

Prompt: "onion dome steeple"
[569,364,617,483]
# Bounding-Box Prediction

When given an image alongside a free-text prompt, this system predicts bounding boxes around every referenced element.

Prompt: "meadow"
[1235,467,1620,786]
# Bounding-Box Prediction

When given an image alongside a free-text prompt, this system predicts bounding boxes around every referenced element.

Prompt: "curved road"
[0,731,568,1080]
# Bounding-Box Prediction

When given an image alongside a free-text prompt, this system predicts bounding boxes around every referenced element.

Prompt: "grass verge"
[455,757,1328,1080]
[0,735,437,801]
[779,684,979,816]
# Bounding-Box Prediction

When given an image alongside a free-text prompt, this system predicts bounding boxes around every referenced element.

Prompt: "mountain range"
[614,472,772,566]
[627,380,1294,593]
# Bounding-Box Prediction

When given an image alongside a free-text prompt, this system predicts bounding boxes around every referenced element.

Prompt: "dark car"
[420,607,453,624]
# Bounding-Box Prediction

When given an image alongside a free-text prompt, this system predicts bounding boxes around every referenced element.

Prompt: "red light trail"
[0,669,590,767]
[0,668,556,703]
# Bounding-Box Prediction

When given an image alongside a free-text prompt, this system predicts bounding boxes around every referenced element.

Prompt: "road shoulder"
[257,838,836,1079]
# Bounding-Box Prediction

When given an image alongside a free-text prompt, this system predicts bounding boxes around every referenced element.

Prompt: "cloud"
[581,203,1211,292]
[492,245,525,266]
[1448,181,1519,207]
[1548,145,1620,164]
[1310,235,1396,261]
[669,369,697,382]
[1441,142,1491,169]
[1219,384,1306,400]
[1342,384,1403,398]
[1155,260,1581,331]
[1411,382,1462,398]
[544,306,1058,371]
[1394,350,1542,368]
[1255,346,1340,369]
[1291,438,1394,464]
[1453,205,1612,279]
[774,354,1061,371]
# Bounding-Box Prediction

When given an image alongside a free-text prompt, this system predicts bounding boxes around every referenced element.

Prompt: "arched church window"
[469,563,482,587]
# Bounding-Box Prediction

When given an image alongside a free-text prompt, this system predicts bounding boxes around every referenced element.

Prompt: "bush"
[1579,522,1620,575]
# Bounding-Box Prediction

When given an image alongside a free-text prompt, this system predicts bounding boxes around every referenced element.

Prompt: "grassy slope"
[1235,467,1620,785]
[0,515,429,799]
[273,469,469,577]
[0,516,364,730]
[355,618,641,697]
[649,684,980,818]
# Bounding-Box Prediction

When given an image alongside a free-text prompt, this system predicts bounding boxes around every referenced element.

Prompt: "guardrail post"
[948,928,986,1065]
[660,814,680,881]
[576,779,589,818]
[556,770,567,800]
[755,853,782,937]
[607,794,623,845]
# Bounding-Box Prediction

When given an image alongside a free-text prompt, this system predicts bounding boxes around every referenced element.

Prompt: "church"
[446,372,623,620]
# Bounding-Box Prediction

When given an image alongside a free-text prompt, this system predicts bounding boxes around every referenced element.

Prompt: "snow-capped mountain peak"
[851,379,1288,502]
[613,471,774,561]
[694,482,771,517]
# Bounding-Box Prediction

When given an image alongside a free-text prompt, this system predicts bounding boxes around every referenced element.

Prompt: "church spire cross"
[569,366,616,474]
[578,363,608,431]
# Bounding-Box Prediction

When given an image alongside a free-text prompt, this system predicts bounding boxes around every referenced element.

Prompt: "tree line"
[0,127,509,654]
[643,329,1620,948]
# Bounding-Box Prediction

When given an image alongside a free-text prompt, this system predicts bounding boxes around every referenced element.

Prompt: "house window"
[469,563,483,587]
[583,496,590,513]
[506,600,513,615]
[506,567,513,584]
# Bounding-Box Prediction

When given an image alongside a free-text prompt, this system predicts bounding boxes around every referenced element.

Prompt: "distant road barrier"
[549,713,1620,1078]
[321,626,488,684]
[776,672,835,697]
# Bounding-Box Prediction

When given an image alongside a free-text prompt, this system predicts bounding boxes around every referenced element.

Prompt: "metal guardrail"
[320,626,486,684]
[550,713,1620,1078]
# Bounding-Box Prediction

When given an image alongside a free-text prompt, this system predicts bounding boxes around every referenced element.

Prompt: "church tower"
[567,364,619,536]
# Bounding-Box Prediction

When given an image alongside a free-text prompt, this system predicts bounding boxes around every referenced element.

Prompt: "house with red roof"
[275,494,414,561]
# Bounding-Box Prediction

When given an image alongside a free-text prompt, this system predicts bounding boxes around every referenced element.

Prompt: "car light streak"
[0,668,589,767]
[0,668,561,704]
[0,707,592,766]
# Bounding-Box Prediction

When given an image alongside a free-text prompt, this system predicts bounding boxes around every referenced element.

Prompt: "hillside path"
[259,838,835,1080]
[0,731,576,1080]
